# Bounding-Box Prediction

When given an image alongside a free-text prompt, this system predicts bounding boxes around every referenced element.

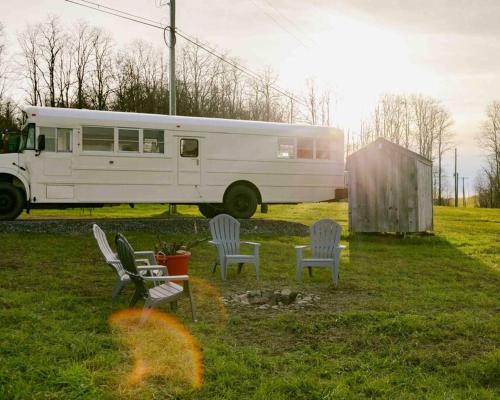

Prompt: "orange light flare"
[109,308,203,389]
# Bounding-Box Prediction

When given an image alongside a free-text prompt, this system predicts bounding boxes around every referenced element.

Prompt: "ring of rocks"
[222,289,321,310]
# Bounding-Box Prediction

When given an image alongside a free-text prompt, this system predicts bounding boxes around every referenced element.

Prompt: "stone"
[280,289,298,305]
[249,297,267,305]
[258,304,270,310]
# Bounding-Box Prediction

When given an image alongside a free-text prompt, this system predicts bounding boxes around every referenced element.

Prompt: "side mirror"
[37,134,45,152]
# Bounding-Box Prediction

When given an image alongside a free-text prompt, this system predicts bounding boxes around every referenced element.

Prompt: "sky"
[1,0,499,193]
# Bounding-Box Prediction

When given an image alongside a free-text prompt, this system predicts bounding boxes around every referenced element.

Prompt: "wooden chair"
[93,224,164,299]
[209,214,260,281]
[295,219,346,286]
[115,233,197,322]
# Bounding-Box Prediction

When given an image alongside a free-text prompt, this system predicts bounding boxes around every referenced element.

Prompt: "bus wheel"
[0,183,25,221]
[224,185,258,219]
[198,203,223,219]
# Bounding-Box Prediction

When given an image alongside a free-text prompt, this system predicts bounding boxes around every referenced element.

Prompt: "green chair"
[115,233,197,322]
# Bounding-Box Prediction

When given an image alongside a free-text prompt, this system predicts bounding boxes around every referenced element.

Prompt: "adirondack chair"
[115,233,197,322]
[209,214,260,281]
[93,224,165,299]
[295,219,346,286]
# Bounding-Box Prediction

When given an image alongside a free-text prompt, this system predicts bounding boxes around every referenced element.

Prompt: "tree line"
[0,15,498,207]
[2,15,333,125]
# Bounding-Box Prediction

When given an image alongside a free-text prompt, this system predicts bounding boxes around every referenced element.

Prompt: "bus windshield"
[19,123,36,152]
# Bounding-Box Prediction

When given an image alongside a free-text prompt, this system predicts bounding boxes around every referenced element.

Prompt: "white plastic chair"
[92,224,165,299]
[115,233,197,322]
[209,214,260,281]
[295,219,346,286]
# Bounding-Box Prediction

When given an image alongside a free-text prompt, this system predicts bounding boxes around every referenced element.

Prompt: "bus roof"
[23,106,341,137]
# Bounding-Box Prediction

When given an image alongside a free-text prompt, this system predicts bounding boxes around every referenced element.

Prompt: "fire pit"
[222,289,320,310]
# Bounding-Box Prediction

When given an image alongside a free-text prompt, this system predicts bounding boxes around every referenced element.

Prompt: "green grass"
[1,204,499,399]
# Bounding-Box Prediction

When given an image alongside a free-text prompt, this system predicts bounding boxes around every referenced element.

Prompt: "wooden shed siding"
[347,138,433,233]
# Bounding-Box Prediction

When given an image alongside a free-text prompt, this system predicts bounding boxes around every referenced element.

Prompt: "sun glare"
[280,12,438,128]
[109,308,203,389]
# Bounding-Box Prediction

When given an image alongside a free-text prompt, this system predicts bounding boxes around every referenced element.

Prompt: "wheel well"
[0,174,27,199]
[223,180,262,204]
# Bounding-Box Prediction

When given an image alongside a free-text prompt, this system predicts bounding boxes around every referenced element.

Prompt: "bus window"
[297,137,313,159]
[57,128,72,152]
[144,129,164,153]
[277,137,295,158]
[40,127,73,152]
[180,138,198,157]
[118,128,139,152]
[40,127,56,152]
[315,138,332,160]
[82,126,114,152]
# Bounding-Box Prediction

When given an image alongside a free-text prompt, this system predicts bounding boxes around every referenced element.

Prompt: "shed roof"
[346,138,432,166]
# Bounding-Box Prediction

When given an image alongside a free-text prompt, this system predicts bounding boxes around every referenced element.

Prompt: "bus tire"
[198,203,224,219]
[0,183,25,221]
[224,185,258,219]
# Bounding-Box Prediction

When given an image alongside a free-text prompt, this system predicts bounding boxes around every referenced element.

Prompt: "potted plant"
[154,237,205,276]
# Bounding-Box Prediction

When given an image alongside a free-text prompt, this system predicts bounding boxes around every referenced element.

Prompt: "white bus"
[0,107,344,220]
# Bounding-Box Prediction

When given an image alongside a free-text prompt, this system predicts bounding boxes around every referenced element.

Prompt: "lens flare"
[109,308,203,389]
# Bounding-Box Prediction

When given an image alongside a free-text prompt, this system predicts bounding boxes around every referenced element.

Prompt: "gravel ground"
[0,217,309,236]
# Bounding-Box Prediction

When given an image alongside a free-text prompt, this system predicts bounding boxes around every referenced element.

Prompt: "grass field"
[1,204,499,399]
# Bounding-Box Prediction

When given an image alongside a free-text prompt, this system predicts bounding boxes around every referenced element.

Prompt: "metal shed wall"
[347,139,433,233]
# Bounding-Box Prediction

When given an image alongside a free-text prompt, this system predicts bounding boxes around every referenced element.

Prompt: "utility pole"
[168,0,177,215]
[454,148,458,207]
[462,177,467,207]
[169,0,176,116]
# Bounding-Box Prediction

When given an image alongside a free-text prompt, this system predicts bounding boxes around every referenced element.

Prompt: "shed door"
[177,137,201,185]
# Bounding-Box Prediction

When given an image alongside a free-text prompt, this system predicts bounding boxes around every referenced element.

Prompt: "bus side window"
[277,137,295,158]
[40,127,56,152]
[82,126,114,152]
[144,129,164,153]
[57,128,72,152]
[297,137,313,159]
[315,138,332,160]
[180,138,198,157]
[40,127,73,153]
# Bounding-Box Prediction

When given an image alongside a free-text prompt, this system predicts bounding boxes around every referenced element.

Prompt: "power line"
[172,27,303,105]
[260,0,316,46]
[64,0,305,106]
[65,0,164,30]
[249,0,309,48]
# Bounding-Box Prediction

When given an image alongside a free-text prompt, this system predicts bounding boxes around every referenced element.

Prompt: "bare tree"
[411,94,441,160]
[18,24,42,106]
[305,78,318,125]
[72,22,95,108]
[89,29,114,110]
[0,23,7,100]
[434,108,453,204]
[476,101,500,207]
[37,15,64,107]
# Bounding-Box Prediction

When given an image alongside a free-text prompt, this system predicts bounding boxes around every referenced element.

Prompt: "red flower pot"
[155,251,191,277]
